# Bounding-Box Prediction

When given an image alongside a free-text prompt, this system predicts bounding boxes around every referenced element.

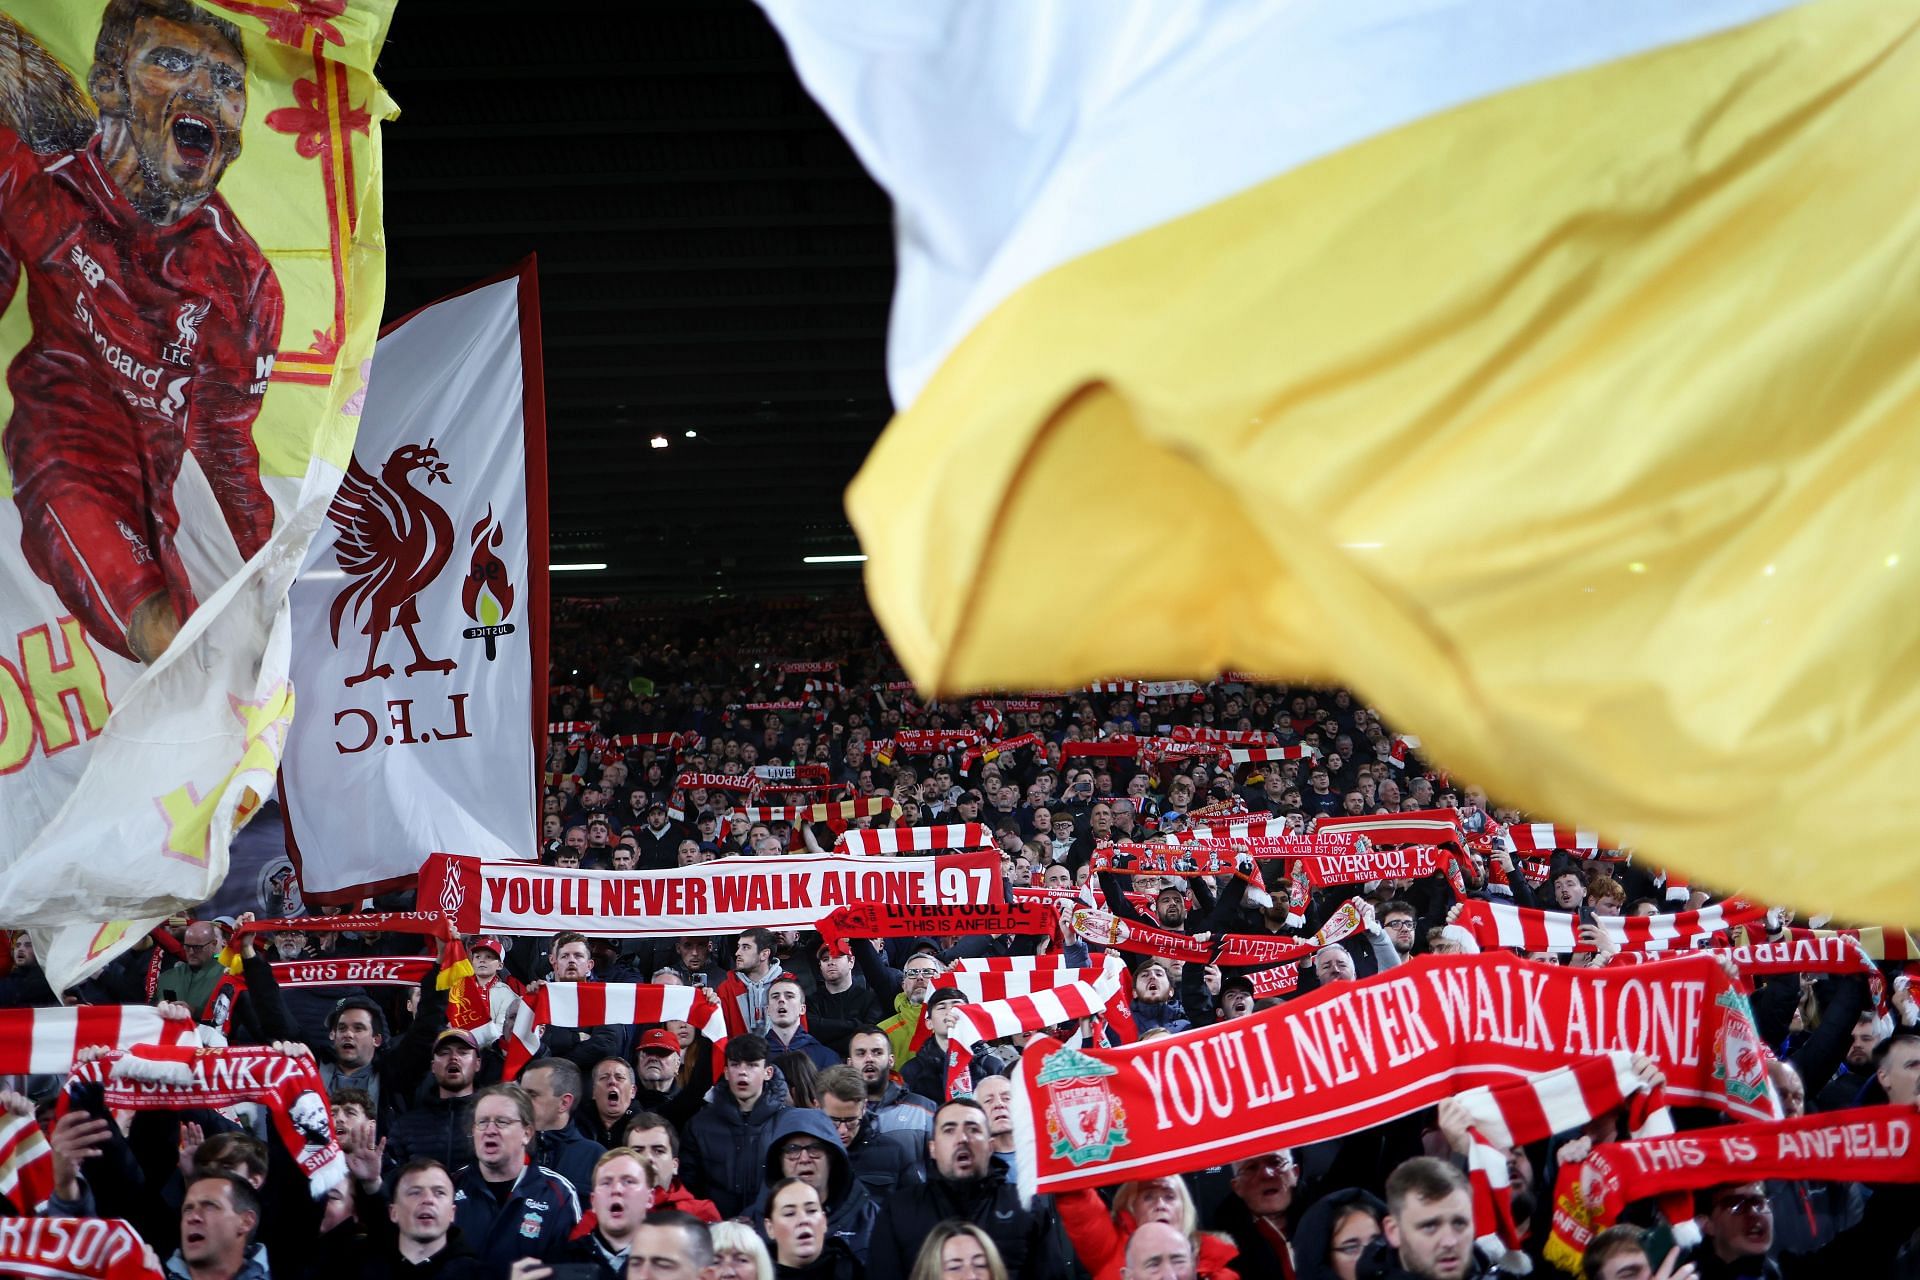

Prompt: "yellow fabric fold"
[847,0,1920,923]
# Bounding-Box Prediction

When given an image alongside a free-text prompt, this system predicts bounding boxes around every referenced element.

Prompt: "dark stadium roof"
[377,0,892,599]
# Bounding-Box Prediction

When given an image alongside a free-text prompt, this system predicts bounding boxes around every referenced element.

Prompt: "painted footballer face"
[97,12,248,222]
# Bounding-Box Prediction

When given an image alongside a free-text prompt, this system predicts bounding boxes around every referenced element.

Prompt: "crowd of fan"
[4,600,1920,1280]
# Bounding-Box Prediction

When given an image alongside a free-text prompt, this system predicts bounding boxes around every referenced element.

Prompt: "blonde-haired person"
[1057,1176,1241,1280]
[711,1220,775,1280]
[908,1223,1008,1280]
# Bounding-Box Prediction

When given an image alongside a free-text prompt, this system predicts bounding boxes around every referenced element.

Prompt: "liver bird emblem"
[328,441,460,687]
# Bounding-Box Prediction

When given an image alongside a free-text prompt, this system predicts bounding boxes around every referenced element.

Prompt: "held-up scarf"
[959,732,1043,771]
[1452,1052,1679,1259]
[1213,898,1371,969]
[1499,824,1605,853]
[1225,745,1317,766]
[60,1046,345,1197]
[0,1220,163,1280]
[1453,898,1767,954]
[1545,1105,1920,1270]
[837,824,992,855]
[1065,906,1214,963]
[220,912,487,1033]
[1314,808,1466,846]
[1010,952,1779,1199]
[675,772,758,794]
[505,982,728,1077]
[0,1110,55,1212]
[269,956,436,988]
[0,1006,198,1076]
[816,901,1057,950]
[948,964,1132,1095]
[1171,726,1275,745]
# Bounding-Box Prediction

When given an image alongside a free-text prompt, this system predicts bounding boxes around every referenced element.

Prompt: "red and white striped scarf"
[1226,745,1318,765]
[1453,898,1766,954]
[959,731,1044,770]
[0,1111,55,1213]
[506,982,727,1077]
[837,823,991,855]
[947,963,1131,1094]
[1499,824,1604,853]
[0,1005,198,1076]
[1453,1052,1679,1259]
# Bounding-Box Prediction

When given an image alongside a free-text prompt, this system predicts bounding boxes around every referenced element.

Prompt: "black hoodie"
[756,1107,879,1264]
[1293,1188,1385,1280]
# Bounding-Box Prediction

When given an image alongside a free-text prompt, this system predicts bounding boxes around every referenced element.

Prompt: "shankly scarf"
[0,1220,162,1280]
[837,823,991,855]
[1452,1052,1679,1259]
[1453,898,1767,954]
[505,983,727,1077]
[1011,952,1777,1199]
[0,1111,55,1213]
[0,1005,198,1076]
[61,1047,344,1197]
[220,912,487,1033]
[948,965,1132,1094]
[1546,1105,1920,1270]
[817,901,1056,950]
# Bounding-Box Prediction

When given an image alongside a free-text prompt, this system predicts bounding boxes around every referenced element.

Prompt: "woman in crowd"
[764,1176,862,1280]
[909,1224,1009,1280]
[1293,1188,1386,1280]
[712,1221,775,1280]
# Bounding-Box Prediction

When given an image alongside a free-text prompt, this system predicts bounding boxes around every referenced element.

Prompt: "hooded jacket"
[755,1108,880,1264]
[867,1159,1065,1280]
[681,1070,792,1218]
[717,962,786,1037]
[1293,1188,1386,1280]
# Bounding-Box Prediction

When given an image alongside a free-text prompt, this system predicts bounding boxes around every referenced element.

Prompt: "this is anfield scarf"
[1547,1105,1920,1270]
[0,1219,163,1280]
[61,1046,344,1197]
[817,901,1055,949]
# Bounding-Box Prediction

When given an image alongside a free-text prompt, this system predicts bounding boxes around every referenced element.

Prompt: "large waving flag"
[0,0,395,991]
[758,0,1920,924]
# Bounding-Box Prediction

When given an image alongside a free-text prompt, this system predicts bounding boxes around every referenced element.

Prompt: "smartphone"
[690,973,708,987]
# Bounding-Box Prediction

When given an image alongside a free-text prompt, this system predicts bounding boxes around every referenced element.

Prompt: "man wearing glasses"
[1379,902,1419,960]
[814,1063,919,1195]
[1696,1183,1772,1277]
[157,918,229,1016]
[1216,1150,1298,1279]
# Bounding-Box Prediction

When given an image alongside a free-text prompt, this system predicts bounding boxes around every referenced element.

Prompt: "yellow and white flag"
[758,0,1920,923]
[0,0,395,990]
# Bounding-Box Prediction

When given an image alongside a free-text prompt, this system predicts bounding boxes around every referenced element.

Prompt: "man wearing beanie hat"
[899,985,968,1104]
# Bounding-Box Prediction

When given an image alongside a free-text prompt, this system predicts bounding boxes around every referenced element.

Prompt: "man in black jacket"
[387,1029,484,1174]
[867,1098,1065,1280]
[808,939,886,1056]
[680,1033,790,1218]
[815,1064,918,1200]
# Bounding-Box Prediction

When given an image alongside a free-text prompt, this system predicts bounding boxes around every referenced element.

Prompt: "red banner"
[1011,952,1776,1197]
[420,851,1002,937]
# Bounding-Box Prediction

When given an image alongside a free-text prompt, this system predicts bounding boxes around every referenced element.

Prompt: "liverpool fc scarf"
[817,901,1056,949]
[0,1220,163,1280]
[61,1047,344,1196]
[1546,1105,1920,1269]
[948,965,1131,1095]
